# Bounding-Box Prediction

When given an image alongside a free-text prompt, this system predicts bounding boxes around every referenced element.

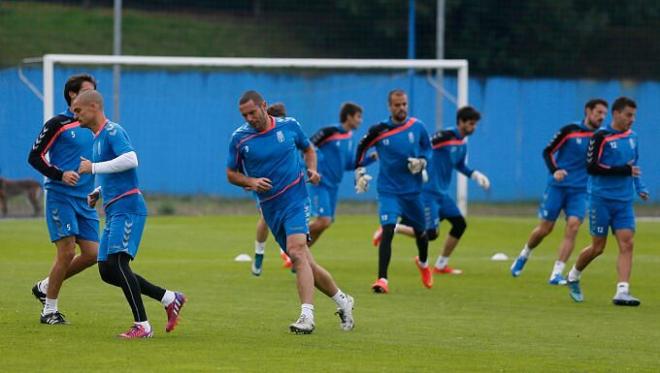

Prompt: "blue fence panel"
[1,67,658,202]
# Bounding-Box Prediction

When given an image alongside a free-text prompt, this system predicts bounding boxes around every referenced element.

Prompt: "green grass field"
[2,215,659,372]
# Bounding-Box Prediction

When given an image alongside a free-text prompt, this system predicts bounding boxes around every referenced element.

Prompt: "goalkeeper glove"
[471,170,490,190]
[354,167,373,194]
[407,157,427,174]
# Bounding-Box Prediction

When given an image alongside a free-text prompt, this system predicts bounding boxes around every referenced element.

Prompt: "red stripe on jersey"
[358,117,417,164]
[549,131,593,169]
[40,121,82,167]
[104,188,141,209]
[317,131,352,147]
[432,139,465,150]
[259,172,303,204]
[596,130,632,169]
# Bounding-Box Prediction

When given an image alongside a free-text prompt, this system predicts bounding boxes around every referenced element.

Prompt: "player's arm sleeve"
[418,125,431,160]
[292,120,311,151]
[542,126,572,174]
[27,119,65,181]
[632,141,649,195]
[92,151,138,174]
[310,126,336,147]
[226,134,242,172]
[455,151,475,177]
[586,132,632,176]
[355,124,384,168]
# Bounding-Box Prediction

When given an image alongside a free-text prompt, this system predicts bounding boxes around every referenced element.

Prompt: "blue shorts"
[98,213,146,261]
[422,192,463,231]
[260,198,311,252]
[378,192,426,232]
[588,196,635,237]
[309,184,338,220]
[45,190,99,243]
[538,185,587,222]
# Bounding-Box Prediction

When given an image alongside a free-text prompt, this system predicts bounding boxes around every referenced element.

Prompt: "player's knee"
[448,216,467,239]
[316,217,332,230]
[286,243,307,263]
[426,229,439,241]
[566,218,581,234]
[98,261,119,286]
[56,243,76,263]
[619,237,634,253]
[536,219,554,236]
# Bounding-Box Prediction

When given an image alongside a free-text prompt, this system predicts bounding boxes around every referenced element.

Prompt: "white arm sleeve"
[92,151,138,174]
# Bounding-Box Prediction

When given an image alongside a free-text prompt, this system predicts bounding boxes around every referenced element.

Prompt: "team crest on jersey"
[629,138,635,149]
[408,132,414,143]
[243,145,249,153]
[609,141,617,149]
[276,130,284,143]
[71,130,76,138]
[383,139,390,146]
[576,138,582,144]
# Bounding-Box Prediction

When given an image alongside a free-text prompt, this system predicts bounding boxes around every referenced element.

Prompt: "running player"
[355,89,432,293]
[566,96,649,305]
[74,90,186,338]
[511,99,608,284]
[227,90,354,334]
[27,74,99,325]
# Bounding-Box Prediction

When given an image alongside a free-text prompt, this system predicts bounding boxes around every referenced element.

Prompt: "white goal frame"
[41,54,470,213]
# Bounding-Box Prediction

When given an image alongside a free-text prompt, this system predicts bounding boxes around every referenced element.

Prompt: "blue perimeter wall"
[1,67,658,203]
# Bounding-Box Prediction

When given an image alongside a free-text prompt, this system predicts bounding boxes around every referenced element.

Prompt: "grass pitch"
[1,215,659,372]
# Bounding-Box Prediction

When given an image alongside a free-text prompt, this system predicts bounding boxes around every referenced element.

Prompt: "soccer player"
[566,96,649,305]
[308,102,373,245]
[251,102,293,276]
[27,74,99,325]
[511,99,608,284]
[355,89,432,293]
[227,90,354,334]
[375,107,490,275]
[73,90,187,338]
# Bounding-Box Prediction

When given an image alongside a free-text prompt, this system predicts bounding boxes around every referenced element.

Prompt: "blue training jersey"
[310,124,357,189]
[542,121,596,189]
[586,125,647,202]
[423,127,473,196]
[355,117,431,195]
[228,116,311,205]
[93,120,146,213]
[27,109,95,198]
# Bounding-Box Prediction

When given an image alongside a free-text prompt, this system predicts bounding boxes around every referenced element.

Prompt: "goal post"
[41,54,470,213]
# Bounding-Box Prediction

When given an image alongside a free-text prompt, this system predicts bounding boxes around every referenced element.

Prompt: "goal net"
[39,54,470,213]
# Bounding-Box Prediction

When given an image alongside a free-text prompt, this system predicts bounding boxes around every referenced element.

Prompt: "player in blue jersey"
[355,89,433,293]
[73,91,186,338]
[308,102,373,245]
[566,97,649,306]
[511,99,608,284]
[251,103,293,276]
[377,106,491,276]
[27,74,99,325]
[227,90,354,334]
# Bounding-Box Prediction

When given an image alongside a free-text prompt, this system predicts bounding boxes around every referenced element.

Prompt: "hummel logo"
[32,128,49,150]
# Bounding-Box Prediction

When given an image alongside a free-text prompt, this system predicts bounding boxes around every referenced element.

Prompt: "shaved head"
[73,89,104,109]
[72,90,106,131]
